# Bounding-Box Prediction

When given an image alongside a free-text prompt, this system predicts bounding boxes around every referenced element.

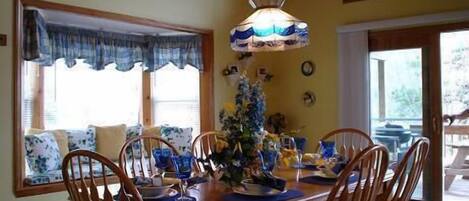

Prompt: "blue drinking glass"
[171,153,194,201]
[320,140,336,159]
[152,148,172,176]
[259,150,278,172]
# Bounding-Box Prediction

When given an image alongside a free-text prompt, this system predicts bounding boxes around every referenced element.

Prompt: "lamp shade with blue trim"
[230,0,309,52]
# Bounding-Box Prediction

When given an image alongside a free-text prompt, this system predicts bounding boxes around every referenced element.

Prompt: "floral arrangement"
[210,75,266,186]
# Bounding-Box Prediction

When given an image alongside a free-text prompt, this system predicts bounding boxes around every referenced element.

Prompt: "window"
[40,59,142,130]
[152,64,200,138]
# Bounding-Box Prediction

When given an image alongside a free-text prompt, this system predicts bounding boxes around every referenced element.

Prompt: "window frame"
[13,0,214,197]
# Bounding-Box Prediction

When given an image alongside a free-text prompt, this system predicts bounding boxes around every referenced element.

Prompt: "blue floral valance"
[23,10,203,72]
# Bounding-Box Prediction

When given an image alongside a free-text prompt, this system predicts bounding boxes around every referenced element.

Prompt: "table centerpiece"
[209,75,282,188]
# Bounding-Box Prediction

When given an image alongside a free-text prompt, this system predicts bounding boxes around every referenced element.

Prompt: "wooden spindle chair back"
[316,128,374,161]
[62,150,142,201]
[191,131,224,174]
[380,138,430,201]
[327,145,389,201]
[118,136,178,178]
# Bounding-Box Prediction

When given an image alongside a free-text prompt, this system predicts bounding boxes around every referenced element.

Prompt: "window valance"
[23,10,203,72]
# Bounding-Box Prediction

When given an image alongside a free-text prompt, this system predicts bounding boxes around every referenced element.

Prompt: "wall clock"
[301,60,315,76]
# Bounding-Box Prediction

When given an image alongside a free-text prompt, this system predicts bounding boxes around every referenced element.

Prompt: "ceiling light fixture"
[230,0,309,52]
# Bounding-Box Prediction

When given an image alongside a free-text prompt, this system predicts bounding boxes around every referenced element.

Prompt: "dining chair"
[118,135,178,178]
[62,150,142,201]
[327,144,389,201]
[191,131,224,175]
[316,128,374,160]
[380,138,430,201]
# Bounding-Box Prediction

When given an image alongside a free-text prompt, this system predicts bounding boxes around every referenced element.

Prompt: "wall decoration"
[257,67,274,82]
[303,91,317,107]
[223,64,241,86]
[301,60,315,76]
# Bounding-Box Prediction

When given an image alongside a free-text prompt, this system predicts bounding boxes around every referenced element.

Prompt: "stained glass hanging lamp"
[230,0,309,52]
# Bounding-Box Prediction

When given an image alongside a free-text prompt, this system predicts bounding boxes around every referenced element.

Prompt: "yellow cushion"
[143,126,161,154]
[93,124,127,161]
[26,128,69,159]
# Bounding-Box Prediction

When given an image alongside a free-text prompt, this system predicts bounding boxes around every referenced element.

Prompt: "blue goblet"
[152,148,172,177]
[171,153,194,201]
[320,140,336,159]
[259,150,278,172]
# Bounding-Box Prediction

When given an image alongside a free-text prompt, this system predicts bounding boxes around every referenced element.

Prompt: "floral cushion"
[126,124,143,139]
[160,126,193,153]
[24,132,62,174]
[126,124,143,156]
[25,163,115,186]
[66,127,97,152]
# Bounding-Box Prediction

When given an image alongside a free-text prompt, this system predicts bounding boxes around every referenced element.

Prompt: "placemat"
[222,189,304,201]
[299,174,358,185]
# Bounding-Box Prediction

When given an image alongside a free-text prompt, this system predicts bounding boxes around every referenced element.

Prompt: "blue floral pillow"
[160,126,193,153]
[24,132,62,174]
[126,124,143,140]
[66,127,96,152]
[126,124,143,156]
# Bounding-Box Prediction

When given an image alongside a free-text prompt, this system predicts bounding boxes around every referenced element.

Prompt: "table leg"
[445,148,469,190]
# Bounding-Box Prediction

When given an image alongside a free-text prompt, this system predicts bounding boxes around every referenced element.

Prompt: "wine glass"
[281,137,304,168]
[152,148,172,177]
[319,140,336,159]
[171,153,195,201]
[259,150,278,172]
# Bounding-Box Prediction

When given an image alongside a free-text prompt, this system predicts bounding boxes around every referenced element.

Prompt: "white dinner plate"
[312,170,338,179]
[141,188,178,200]
[233,187,287,197]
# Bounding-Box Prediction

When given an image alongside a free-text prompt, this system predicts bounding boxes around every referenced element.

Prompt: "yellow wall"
[267,0,469,152]
[1,0,469,200]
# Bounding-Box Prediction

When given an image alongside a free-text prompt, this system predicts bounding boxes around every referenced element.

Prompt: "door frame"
[368,21,469,201]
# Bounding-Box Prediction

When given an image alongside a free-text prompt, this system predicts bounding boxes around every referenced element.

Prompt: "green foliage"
[391,86,422,118]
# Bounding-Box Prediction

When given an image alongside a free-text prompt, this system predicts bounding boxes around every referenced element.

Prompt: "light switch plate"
[0,34,6,46]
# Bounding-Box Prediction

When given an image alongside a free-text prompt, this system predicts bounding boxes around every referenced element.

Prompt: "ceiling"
[32,7,191,36]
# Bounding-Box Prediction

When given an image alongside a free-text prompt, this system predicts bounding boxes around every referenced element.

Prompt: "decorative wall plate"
[301,61,315,76]
[303,91,317,107]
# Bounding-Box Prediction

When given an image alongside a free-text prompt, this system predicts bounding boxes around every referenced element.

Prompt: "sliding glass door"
[368,22,469,201]
[369,48,426,199]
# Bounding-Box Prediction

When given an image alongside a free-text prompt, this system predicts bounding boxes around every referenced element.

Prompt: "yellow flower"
[215,140,229,153]
[223,102,236,113]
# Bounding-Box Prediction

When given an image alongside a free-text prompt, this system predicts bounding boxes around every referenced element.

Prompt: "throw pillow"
[66,127,97,152]
[93,124,127,161]
[160,126,193,154]
[125,124,143,156]
[143,126,161,155]
[24,132,62,174]
[26,128,69,159]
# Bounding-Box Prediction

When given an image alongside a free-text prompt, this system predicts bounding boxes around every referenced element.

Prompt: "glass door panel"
[369,48,424,199]
[441,30,469,201]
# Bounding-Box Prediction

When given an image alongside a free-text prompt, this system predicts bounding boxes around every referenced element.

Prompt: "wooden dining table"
[185,168,395,201]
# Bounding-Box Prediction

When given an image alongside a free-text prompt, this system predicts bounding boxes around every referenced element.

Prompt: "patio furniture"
[327,145,389,201]
[315,128,374,161]
[444,144,469,190]
[62,150,142,201]
[381,138,430,201]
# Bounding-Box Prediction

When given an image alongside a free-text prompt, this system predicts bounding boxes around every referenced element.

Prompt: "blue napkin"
[222,189,304,201]
[299,174,358,185]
